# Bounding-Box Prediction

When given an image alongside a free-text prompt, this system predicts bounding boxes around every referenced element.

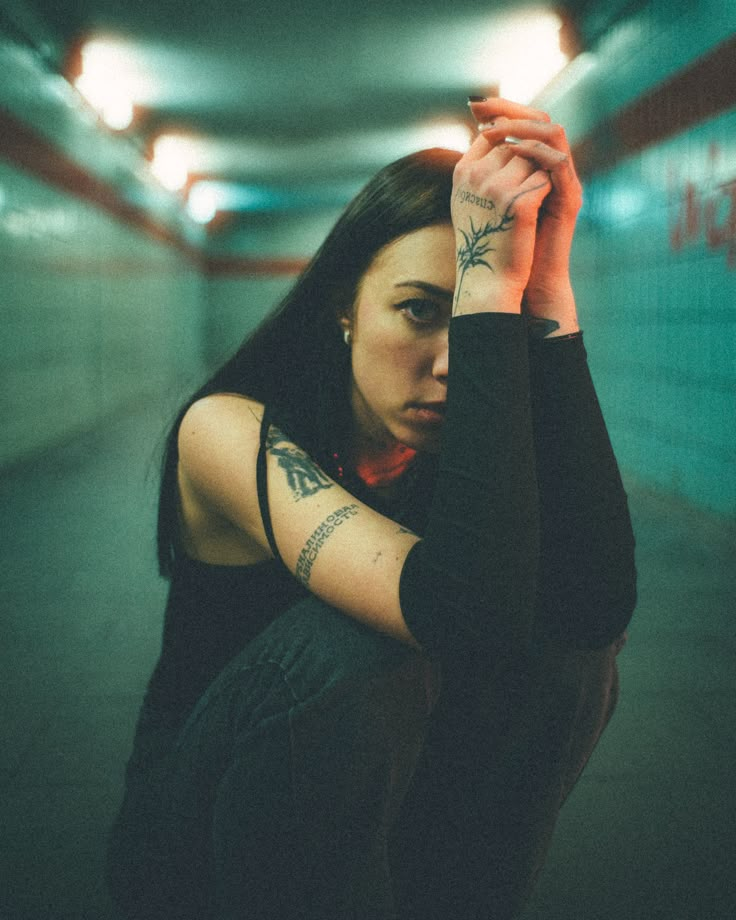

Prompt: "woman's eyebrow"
[394,280,454,299]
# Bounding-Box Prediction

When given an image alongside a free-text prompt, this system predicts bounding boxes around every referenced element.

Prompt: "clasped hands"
[452,98,582,336]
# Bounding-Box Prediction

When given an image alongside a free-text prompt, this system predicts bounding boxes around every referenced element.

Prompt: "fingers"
[468,97,551,124]
[508,142,580,206]
[471,115,582,214]
[467,100,578,178]
[477,119,572,158]
[515,168,553,207]
[462,129,516,165]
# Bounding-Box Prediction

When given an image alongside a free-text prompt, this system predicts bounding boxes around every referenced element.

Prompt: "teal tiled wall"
[0,27,206,468]
[0,158,204,467]
[537,2,736,516]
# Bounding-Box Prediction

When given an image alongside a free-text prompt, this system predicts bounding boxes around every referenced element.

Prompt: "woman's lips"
[408,402,447,425]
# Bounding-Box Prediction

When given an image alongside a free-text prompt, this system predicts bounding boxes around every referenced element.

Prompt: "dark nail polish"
[467,95,487,103]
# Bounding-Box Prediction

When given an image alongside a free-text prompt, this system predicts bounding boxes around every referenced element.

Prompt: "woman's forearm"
[399,312,540,655]
[528,334,637,647]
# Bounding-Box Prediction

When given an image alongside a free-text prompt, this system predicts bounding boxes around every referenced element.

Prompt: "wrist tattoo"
[453,208,514,311]
[296,504,359,585]
[267,425,333,501]
[527,317,561,339]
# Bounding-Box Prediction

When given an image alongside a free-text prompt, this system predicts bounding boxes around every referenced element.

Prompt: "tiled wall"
[201,210,340,366]
[0,157,204,468]
[571,113,735,514]
[0,32,205,468]
[538,0,736,516]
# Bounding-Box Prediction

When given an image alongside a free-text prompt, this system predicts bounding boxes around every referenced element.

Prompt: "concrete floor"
[1,401,734,920]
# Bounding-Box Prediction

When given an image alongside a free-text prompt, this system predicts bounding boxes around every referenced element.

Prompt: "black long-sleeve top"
[399,313,637,654]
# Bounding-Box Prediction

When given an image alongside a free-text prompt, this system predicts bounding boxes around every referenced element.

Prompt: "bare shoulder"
[179,393,263,468]
[177,393,266,523]
[180,392,264,441]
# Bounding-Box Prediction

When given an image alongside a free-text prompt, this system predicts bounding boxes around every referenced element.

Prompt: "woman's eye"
[398,298,442,325]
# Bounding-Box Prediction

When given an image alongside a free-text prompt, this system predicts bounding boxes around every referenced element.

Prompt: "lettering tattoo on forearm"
[296,504,360,585]
[527,317,561,339]
[267,425,333,501]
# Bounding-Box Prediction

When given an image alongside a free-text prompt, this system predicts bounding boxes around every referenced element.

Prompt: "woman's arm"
[465,99,637,645]
[528,335,637,648]
[398,313,539,654]
[427,115,634,654]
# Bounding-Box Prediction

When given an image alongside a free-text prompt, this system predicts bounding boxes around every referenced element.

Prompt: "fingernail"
[477,122,496,131]
[467,95,487,103]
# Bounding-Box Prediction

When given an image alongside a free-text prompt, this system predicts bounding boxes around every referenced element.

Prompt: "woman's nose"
[432,332,449,382]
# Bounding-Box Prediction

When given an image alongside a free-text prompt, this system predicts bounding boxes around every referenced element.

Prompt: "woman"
[107,98,636,920]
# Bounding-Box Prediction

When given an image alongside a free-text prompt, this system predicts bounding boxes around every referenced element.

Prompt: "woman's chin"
[398,426,443,455]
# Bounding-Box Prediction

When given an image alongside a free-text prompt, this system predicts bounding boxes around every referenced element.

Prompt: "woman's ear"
[337,312,352,345]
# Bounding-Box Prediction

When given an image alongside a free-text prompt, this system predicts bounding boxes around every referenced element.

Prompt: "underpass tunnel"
[1,1,734,917]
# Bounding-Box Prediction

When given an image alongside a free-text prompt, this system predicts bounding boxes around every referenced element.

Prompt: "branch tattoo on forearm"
[453,193,514,310]
[267,426,333,501]
[296,504,360,585]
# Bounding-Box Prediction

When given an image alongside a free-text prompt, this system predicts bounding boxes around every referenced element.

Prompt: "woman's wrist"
[523,282,579,338]
[453,280,524,317]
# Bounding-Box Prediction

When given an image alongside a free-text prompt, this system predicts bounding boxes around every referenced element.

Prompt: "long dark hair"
[157,147,461,576]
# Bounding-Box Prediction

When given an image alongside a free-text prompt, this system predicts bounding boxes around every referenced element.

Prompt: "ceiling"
[8,0,617,219]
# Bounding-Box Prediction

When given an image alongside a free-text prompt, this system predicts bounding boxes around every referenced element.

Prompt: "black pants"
[107,597,624,920]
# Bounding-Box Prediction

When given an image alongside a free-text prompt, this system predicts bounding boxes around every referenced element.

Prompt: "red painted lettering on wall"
[669,143,736,269]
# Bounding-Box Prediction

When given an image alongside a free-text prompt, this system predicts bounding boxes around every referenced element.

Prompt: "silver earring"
[343,329,352,346]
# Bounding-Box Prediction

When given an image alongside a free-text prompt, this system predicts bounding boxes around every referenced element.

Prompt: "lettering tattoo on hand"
[296,504,360,585]
[455,189,501,211]
[267,426,333,501]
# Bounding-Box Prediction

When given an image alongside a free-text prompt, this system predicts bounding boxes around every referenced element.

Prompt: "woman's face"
[342,223,455,456]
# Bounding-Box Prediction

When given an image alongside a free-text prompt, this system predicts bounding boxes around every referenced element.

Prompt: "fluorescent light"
[74,39,141,130]
[187,184,221,223]
[493,12,569,102]
[387,8,569,104]
[150,135,197,191]
[186,180,366,216]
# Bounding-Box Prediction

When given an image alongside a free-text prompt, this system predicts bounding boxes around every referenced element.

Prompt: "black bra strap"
[256,407,283,564]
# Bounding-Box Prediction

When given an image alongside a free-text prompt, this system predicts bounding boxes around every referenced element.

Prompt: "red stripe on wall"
[572,33,736,176]
[3,32,735,275]
[203,255,311,276]
[0,106,199,260]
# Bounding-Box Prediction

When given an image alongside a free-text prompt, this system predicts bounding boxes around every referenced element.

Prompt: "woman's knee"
[187,595,436,756]
[237,594,422,706]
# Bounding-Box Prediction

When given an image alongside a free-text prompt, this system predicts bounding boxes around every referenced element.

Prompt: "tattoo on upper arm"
[528,317,561,339]
[267,425,334,501]
[295,504,359,586]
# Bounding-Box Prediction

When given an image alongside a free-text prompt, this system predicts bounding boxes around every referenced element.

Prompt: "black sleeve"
[399,312,540,656]
[528,334,637,648]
